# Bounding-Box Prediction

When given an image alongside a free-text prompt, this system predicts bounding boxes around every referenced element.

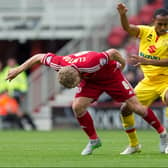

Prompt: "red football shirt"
[41,51,135,101]
[41,51,119,81]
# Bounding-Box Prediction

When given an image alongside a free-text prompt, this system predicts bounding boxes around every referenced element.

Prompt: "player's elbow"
[34,54,45,63]
[106,49,120,61]
[107,48,119,56]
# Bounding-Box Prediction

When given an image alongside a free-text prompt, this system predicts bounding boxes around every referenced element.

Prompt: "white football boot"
[164,145,168,154]
[120,144,142,155]
[81,138,102,156]
[160,133,168,153]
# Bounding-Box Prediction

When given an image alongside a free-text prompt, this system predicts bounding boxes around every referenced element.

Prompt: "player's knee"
[72,102,86,117]
[125,96,146,116]
[164,93,168,106]
[120,103,132,116]
[131,103,146,116]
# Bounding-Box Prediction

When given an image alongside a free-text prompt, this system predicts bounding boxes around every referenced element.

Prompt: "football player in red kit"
[6,49,167,155]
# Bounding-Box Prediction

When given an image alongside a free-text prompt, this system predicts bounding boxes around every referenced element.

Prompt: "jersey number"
[122,81,130,90]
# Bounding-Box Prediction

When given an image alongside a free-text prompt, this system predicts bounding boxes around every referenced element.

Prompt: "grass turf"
[0,129,167,167]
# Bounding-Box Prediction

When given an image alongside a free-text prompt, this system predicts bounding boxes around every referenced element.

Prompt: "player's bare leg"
[72,97,102,155]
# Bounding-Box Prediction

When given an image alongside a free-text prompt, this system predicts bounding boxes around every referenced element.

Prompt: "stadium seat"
[108,26,127,48]
[155,0,164,6]
[128,15,141,25]
[151,0,164,9]
[138,5,155,24]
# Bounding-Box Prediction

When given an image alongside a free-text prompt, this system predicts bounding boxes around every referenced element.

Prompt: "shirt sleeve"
[73,52,109,73]
[101,51,109,62]
[137,25,150,39]
[41,53,56,66]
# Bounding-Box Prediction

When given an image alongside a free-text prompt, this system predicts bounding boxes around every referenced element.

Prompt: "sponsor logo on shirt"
[147,45,157,53]
[99,58,107,66]
[139,52,160,60]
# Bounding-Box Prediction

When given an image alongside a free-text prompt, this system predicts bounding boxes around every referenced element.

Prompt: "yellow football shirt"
[138,25,168,79]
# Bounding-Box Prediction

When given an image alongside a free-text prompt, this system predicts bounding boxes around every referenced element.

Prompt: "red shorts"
[75,70,135,102]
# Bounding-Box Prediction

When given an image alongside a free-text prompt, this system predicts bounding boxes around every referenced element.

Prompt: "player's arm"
[130,55,168,66]
[117,3,140,37]
[6,53,45,81]
[147,59,168,66]
[106,49,126,70]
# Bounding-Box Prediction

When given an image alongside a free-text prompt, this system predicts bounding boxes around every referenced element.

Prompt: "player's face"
[154,15,168,35]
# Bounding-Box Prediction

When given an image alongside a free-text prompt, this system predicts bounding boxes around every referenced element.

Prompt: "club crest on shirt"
[100,58,107,66]
[46,56,52,65]
[147,34,152,41]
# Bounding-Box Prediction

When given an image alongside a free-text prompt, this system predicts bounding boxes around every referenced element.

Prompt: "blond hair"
[58,66,80,88]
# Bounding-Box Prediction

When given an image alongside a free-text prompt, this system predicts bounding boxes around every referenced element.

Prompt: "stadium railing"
[24,0,147,130]
[0,0,125,40]
[25,0,123,114]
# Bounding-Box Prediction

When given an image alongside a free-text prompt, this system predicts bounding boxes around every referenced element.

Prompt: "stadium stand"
[128,15,141,25]
[107,0,164,48]
[2,0,166,130]
[107,26,128,48]
[0,0,117,40]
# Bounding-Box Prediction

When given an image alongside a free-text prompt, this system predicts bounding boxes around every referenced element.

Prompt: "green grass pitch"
[0,129,167,167]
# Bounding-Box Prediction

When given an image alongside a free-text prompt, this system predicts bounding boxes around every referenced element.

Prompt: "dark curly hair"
[153,8,168,18]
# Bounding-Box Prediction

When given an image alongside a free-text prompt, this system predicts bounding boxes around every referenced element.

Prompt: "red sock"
[77,111,98,140]
[143,108,164,133]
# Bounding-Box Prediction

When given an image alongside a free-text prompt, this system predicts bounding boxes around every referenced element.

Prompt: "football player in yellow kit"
[117,3,168,154]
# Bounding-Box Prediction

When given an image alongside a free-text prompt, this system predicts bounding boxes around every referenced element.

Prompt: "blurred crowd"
[0,58,36,130]
[107,0,165,91]
[0,0,166,127]
[100,0,166,104]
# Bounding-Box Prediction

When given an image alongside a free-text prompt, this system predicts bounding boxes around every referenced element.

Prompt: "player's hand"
[114,61,125,72]
[129,55,147,66]
[6,67,20,81]
[117,3,128,15]
[118,62,125,71]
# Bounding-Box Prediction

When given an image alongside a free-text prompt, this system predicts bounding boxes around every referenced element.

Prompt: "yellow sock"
[121,114,139,147]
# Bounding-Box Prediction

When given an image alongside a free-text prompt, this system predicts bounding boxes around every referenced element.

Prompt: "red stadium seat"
[138,5,155,24]
[155,0,164,6]
[151,0,164,9]
[108,26,127,48]
[128,15,141,25]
